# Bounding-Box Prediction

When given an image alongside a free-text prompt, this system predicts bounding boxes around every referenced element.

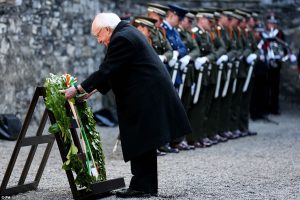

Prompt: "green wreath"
[44,73,106,189]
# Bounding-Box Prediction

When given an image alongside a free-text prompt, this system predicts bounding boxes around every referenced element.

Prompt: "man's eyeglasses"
[94,27,106,38]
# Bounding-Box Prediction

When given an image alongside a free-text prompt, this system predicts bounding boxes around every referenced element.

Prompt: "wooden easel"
[0,87,125,199]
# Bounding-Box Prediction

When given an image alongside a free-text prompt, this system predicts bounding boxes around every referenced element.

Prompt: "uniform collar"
[163,20,173,30]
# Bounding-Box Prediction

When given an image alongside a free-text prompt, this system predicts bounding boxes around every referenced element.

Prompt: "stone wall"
[0,0,299,122]
[0,0,144,122]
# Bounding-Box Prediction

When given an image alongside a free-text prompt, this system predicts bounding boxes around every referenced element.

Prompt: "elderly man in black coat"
[62,13,191,198]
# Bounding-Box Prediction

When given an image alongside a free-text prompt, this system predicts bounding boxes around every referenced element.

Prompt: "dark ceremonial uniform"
[162,20,188,86]
[176,26,199,111]
[150,27,173,63]
[187,25,216,143]
[238,27,257,132]
[81,21,191,194]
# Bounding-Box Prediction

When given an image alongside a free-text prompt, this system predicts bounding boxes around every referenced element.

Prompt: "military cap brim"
[134,16,157,24]
[168,4,188,19]
[196,12,215,20]
[147,3,168,17]
[133,18,155,29]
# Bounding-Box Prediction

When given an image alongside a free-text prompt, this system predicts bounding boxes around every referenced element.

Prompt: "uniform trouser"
[239,80,254,132]
[187,86,209,142]
[129,149,158,194]
[172,86,192,144]
[202,84,215,135]
[250,74,268,119]
[219,80,234,133]
[230,78,244,131]
[206,84,221,137]
[267,66,281,114]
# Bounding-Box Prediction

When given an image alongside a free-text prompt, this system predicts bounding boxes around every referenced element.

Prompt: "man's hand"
[59,86,77,99]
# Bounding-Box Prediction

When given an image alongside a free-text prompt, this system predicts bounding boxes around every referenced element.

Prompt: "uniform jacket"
[162,20,187,58]
[81,21,192,162]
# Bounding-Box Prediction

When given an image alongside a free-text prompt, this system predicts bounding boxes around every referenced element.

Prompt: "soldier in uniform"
[207,10,237,141]
[250,22,269,120]
[187,10,218,147]
[234,9,258,136]
[146,3,182,154]
[263,14,286,115]
[147,3,174,65]
[176,12,201,148]
[160,4,195,151]
[162,4,189,88]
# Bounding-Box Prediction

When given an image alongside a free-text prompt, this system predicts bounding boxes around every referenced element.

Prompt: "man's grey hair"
[93,13,121,30]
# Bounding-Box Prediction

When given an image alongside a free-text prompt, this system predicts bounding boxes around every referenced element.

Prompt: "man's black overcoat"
[81,21,191,162]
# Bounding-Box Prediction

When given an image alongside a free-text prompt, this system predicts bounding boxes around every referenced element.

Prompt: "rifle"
[193,64,206,104]
[178,66,188,99]
[221,62,232,97]
[214,63,223,98]
[243,61,255,92]
[232,60,240,94]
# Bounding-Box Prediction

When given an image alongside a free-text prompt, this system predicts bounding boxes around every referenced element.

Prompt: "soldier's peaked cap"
[147,3,168,17]
[168,4,188,20]
[133,17,156,29]
[234,9,251,18]
[196,10,215,20]
[134,16,157,24]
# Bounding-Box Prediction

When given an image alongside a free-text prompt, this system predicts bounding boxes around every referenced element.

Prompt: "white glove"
[195,56,208,70]
[246,53,257,64]
[168,50,179,67]
[216,54,228,65]
[289,54,297,63]
[179,55,191,70]
[158,55,167,63]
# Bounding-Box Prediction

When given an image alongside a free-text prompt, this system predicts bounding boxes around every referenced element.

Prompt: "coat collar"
[111,20,128,38]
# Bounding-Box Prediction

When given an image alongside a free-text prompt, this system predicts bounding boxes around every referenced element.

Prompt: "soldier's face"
[148,12,162,27]
[137,25,150,38]
[219,15,229,27]
[180,17,192,30]
[171,12,180,26]
[198,17,210,30]
[248,17,256,28]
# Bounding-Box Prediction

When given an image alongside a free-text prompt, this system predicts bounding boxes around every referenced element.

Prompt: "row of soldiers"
[125,3,290,155]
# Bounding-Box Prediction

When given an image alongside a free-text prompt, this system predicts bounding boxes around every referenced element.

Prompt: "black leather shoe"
[157,149,166,156]
[208,136,219,145]
[225,131,235,139]
[215,134,228,142]
[231,130,241,139]
[240,131,248,137]
[219,132,229,138]
[247,130,257,136]
[200,138,213,147]
[159,144,179,153]
[116,188,155,198]
[173,141,192,150]
[189,141,204,148]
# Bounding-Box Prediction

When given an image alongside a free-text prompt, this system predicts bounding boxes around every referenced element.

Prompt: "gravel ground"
[0,103,300,200]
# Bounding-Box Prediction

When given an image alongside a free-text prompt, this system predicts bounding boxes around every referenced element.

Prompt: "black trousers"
[267,65,281,114]
[129,149,158,194]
